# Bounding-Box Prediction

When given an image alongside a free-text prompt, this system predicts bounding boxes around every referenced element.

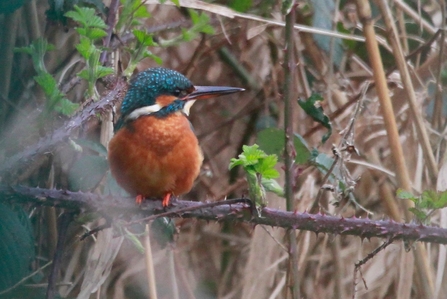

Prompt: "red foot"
[136,194,144,205]
[162,193,172,207]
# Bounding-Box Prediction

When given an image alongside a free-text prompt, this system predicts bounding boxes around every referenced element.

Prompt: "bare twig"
[352,238,395,298]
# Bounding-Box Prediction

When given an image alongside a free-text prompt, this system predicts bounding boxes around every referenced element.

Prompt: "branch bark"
[0,77,127,176]
[2,184,447,245]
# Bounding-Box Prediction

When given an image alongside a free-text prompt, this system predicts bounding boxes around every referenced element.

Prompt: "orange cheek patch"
[156,95,178,107]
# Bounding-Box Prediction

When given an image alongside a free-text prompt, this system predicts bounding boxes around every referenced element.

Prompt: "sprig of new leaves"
[397,189,447,224]
[15,38,79,116]
[65,5,114,98]
[229,145,284,212]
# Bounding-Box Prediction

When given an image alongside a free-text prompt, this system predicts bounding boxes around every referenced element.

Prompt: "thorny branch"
[2,184,447,245]
[0,77,127,176]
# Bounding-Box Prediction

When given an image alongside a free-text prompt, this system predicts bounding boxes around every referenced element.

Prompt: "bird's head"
[116,67,244,130]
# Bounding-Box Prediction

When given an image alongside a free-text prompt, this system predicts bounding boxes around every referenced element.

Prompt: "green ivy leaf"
[298,93,332,143]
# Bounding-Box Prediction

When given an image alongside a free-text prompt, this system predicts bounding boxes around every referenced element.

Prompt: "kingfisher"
[108,67,244,207]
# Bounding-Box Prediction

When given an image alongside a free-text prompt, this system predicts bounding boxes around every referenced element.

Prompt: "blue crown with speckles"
[120,67,193,118]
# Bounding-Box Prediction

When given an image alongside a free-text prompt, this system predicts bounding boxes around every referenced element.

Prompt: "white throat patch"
[126,104,162,121]
[183,100,196,116]
[124,100,197,121]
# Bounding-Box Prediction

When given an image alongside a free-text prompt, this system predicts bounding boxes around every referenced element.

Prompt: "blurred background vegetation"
[1,0,447,298]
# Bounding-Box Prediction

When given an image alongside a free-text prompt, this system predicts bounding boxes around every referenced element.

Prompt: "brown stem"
[283,4,300,299]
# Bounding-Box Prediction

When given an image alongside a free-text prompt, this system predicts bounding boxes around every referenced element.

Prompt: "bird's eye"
[173,89,188,98]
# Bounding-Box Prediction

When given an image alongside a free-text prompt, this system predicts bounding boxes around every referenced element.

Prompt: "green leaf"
[134,5,151,18]
[76,37,95,59]
[434,191,447,209]
[200,24,215,35]
[15,38,55,73]
[151,218,175,248]
[408,207,428,222]
[65,5,107,29]
[95,66,114,79]
[148,53,163,65]
[189,9,199,24]
[261,178,284,197]
[229,158,244,169]
[55,98,79,116]
[421,190,437,209]
[181,28,194,41]
[230,0,252,12]
[86,27,108,40]
[293,134,312,164]
[311,152,342,183]
[133,29,156,46]
[396,189,416,200]
[0,203,35,291]
[257,128,311,164]
[68,154,108,191]
[255,155,279,179]
[77,69,90,80]
[71,138,108,157]
[241,144,267,166]
[124,229,145,254]
[34,73,57,95]
[298,93,332,143]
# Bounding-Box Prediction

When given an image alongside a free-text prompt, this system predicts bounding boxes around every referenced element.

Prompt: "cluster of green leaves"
[116,0,214,76]
[159,9,215,47]
[15,38,79,116]
[116,0,154,31]
[397,189,447,224]
[65,5,114,98]
[125,29,162,77]
[113,0,161,76]
[229,144,284,210]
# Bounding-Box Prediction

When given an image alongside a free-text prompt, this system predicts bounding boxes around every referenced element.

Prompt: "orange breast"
[108,113,203,198]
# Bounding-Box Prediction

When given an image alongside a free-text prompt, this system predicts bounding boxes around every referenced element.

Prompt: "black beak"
[185,85,245,100]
